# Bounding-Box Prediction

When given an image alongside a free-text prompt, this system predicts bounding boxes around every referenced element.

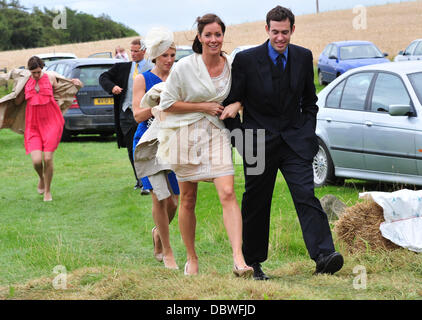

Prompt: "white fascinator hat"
[145,27,176,60]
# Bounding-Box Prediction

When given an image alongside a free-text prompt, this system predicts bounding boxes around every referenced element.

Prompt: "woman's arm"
[132,74,152,123]
[167,101,224,117]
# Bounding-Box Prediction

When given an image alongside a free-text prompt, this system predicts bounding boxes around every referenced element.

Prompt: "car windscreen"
[176,49,193,61]
[72,65,113,87]
[340,45,384,60]
[408,72,422,105]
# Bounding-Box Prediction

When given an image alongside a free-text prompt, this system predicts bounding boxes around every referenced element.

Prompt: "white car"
[230,45,258,60]
[230,45,259,60]
[394,39,422,62]
[313,61,422,187]
[36,52,77,68]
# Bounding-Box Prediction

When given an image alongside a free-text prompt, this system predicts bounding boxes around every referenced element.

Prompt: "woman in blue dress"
[132,28,180,270]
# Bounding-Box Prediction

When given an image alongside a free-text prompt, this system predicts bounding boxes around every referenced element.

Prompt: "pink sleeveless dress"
[24,73,64,154]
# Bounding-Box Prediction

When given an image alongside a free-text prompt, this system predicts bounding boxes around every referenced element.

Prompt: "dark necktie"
[276,54,285,71]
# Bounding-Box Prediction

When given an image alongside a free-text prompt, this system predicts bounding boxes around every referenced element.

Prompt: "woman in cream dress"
[156,14,253,277]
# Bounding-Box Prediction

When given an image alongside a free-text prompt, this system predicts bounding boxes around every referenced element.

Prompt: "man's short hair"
[266,6,295,30]
[131,38,146,51]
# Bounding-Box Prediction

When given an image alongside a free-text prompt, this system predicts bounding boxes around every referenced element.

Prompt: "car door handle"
[365,121,373,127]
[325,117,332,123]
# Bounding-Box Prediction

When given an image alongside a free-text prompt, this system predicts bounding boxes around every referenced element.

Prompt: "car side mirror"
[383,52,389,57]
[398,50,404,55]
[328,55,338,60]
[388,104,411,116]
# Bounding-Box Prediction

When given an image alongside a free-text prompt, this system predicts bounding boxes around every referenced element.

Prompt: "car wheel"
[318,70,326,86]
[61,127,72,142]
[313,139,335,187]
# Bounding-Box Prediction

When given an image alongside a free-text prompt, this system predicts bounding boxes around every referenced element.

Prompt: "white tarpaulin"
[359,189,422,253]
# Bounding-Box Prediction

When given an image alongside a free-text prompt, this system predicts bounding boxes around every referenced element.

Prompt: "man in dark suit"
[100,39,153,194]
[223,6,343,280]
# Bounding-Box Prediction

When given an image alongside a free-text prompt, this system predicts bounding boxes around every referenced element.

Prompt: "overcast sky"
[19,0,417,36]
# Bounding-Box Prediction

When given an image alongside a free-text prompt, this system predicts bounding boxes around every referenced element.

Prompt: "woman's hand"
[71,78,83,87]
[202,102,224,116]
[219,102,242,120]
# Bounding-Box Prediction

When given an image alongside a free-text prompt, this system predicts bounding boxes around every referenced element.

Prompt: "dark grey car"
[46,58,124,140]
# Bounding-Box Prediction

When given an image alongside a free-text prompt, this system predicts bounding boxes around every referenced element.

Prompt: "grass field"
[1,117,422,299]
[1,69,422,300]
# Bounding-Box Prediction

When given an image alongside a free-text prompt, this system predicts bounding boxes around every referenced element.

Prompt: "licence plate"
[94,97,114,105]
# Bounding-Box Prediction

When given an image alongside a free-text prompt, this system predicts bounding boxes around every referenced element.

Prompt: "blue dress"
[133,71,179,194]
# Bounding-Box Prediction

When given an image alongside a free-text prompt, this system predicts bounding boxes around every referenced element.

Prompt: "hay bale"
[334,200,400,253]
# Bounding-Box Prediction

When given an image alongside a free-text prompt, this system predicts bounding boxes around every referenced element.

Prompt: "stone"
[320,194,347,220]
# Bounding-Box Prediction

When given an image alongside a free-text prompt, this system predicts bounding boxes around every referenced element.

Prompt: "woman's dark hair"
[266,6,295,30]
[192,14,226,54]
[27,56,45,70]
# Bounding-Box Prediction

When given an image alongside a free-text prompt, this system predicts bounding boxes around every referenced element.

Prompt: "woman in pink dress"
[24,56,81,202]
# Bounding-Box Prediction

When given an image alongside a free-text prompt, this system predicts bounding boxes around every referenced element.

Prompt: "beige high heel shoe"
[152,227,163,262]
[233,264,253,278]
[184,261,198,276]
[163,256,179,270]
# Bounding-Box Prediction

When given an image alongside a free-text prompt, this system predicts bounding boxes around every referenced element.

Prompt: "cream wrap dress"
[156,53,234,182]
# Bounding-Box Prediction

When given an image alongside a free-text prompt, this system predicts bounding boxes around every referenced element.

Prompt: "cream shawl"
[158,52,232,128]
[0,69,83,134]
[157,52,232,163]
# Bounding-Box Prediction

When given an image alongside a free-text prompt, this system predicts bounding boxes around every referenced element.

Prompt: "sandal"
[233,264,253,278]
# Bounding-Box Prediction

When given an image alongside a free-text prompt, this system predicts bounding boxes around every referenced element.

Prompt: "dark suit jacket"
[224,40,319,161]
[99,61,133,148]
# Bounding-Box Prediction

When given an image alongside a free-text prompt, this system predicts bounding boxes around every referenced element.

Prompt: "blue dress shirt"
[268,41,288,69]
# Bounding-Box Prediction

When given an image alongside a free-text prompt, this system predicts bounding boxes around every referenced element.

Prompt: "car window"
[326,80,345,108]
[408,72,422,105]
[340,73,374,111]
[371,73,411,112]
[328,45,337,58]
[46,64,57,71]
[55,64,67,76]
[73,65,114,86]
[340,45,383,60]
[405,41,418,55]
[322,44,332,56]
[175,49,193,62]
[413,41,422,55]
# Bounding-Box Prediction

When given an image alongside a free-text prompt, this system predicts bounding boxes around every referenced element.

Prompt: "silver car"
[394,39,422,62]
[313,61,422,187]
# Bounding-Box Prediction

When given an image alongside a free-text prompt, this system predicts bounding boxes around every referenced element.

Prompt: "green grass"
[1,76,421,300]
[1,129,421,300]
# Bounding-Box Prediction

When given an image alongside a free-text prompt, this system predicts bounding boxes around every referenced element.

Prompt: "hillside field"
[0,1,421,70]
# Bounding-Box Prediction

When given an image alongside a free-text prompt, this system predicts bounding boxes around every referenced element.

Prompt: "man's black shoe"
[251,263,269,280]
[314,252,344,275]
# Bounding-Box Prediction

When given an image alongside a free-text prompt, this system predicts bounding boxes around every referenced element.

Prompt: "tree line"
[0,0,138,51]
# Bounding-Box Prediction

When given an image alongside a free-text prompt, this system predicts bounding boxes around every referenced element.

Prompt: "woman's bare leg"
[30,150,44,194]
[178,181,199,275]
[151,192,178,269]
[213,175,250,270]
[42,152,54,201]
